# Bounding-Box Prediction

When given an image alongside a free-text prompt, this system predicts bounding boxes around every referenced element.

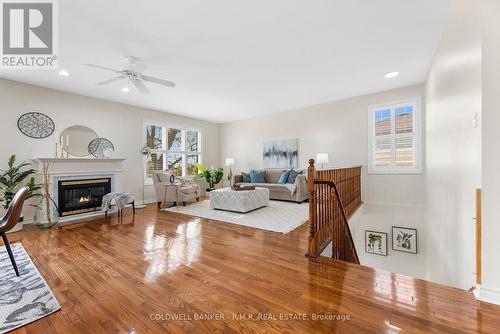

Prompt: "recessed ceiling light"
[58,70,70,76]
[384,71,399,79]
[122,87,130,92]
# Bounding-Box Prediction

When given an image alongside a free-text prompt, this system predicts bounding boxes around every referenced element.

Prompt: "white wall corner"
[475,285,500,305]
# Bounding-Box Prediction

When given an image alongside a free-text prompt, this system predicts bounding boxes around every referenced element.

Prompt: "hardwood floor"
[3,204,500,333]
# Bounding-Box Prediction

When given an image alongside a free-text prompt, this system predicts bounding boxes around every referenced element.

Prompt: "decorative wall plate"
[17,112,55,139]
[88,138,114,158]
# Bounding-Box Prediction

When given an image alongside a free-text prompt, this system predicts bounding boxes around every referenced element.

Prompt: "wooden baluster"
[306,163,362,262]
[306,159,316,257]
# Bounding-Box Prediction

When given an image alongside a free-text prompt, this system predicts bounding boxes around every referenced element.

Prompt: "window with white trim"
[144,121,202,183]
[368,98,421,173]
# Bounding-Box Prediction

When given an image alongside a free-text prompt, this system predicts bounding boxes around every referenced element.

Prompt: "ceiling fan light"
[122,87,130,92]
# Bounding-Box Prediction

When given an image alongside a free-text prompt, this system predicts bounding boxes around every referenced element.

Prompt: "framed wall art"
[365,230,388,256]
[392,226,417,254]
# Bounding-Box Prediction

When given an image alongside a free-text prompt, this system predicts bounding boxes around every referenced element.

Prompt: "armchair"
[151,171,201,209]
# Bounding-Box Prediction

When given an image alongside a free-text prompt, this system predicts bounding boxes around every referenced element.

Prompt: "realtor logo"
[1,0,58,69]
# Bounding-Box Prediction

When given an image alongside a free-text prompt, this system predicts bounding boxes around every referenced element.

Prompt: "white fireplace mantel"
[34,158,126,163]
[32,157,126,224]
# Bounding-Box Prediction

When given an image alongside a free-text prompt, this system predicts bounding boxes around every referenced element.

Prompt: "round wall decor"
[17,112,55,139]
[88,138,114,158]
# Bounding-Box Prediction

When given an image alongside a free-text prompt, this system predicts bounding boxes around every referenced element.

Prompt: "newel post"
[307,159,317,248]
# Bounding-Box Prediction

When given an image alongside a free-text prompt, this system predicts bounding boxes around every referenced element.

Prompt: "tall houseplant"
[195,164,224,191]
[0,155,41,221]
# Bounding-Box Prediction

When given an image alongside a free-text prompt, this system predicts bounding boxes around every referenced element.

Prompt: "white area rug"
[0,243,61,333]
[166,200,308,234]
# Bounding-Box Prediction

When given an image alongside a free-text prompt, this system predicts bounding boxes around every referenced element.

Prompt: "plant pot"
[33,196,60,229]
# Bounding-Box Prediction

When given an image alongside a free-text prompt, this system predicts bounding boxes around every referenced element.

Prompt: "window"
[144,121,202,183]
[368,98,421,173]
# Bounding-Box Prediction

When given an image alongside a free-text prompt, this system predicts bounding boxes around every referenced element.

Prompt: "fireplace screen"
[58,178,111,216]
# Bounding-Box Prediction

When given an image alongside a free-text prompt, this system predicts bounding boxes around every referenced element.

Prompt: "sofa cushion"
[250,171,266,183]
[265,169,284,183]
[287,169,303,184]
[278,171,290,184]
[251,183,291,192]
[241,172,251,183]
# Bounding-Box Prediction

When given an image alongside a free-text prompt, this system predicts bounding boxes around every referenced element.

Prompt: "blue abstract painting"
[263,139,298,168]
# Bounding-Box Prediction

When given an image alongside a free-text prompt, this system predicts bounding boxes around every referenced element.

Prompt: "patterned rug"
[166,200,308,234]
[0,243,60,333]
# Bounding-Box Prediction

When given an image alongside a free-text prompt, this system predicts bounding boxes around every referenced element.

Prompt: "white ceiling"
[0,0,449,123]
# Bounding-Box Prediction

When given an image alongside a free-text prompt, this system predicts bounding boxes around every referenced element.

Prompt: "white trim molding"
[475,285,500,305]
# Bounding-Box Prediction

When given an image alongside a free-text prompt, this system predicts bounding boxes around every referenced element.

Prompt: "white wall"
[480,0,500,304]
[220,84,425,206]
[322,203,427,279]
[221,85,427,275]
[0,79,220,211]
[424,0,481,289]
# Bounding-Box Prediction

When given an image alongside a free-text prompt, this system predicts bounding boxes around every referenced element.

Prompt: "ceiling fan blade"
[133,62,149,74]
[83,64,120,73]
[96,76,125,85]
[141,75,176,87]
[132,79,150,94]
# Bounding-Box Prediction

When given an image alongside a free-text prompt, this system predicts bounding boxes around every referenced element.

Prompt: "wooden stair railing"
[306,159,361,264]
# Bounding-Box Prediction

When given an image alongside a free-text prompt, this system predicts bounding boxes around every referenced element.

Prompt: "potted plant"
[195,164,224,192]
[0,155,42,231]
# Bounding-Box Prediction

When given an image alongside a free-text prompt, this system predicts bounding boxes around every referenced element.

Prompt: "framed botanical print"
[365,230,388,256]
[392,226,417,254]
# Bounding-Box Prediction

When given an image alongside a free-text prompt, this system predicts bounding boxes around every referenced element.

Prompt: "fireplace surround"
[33,158,125,225]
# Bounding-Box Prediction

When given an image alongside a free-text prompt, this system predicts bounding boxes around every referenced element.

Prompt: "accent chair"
[151,171,201,209]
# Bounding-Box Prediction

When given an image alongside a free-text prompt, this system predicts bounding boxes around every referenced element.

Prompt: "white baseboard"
[21,199,158,226]
[137,199,157,206]
[475,285,500,305]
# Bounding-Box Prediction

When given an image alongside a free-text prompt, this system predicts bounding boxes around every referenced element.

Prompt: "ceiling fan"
[84,56,176,94]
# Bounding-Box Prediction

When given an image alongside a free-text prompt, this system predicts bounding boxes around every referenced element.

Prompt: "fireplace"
[58,178,111,216]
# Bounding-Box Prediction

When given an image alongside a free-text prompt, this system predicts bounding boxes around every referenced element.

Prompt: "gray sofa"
[232,169,308,203]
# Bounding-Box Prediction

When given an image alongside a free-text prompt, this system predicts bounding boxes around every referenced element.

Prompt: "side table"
[161,183,183,210]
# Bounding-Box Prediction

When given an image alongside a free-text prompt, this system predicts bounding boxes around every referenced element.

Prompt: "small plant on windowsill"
[195,164,224,192]
[0,155,42,222]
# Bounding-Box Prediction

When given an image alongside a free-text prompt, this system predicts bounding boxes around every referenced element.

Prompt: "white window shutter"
[368,98,421,174]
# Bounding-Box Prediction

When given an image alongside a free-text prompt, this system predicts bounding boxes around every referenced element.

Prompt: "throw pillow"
[241,172,251,183]
[278,171,290,184]
[250,171,266,183]
[287,169,303,184]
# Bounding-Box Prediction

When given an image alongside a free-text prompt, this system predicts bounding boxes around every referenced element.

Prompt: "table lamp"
[316,153,329,169]
[225,158,235,180]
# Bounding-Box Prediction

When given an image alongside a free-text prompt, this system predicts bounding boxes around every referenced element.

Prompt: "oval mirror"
[59,126,98,157]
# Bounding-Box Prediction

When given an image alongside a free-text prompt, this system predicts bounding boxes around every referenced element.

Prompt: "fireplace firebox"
[58,178,111,216]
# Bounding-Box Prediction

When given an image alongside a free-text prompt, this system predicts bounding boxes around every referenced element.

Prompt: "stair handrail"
[306,159,361,264]
[314,179,359,264]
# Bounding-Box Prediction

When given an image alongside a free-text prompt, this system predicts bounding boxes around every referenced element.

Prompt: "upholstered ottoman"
[209,187,270,213]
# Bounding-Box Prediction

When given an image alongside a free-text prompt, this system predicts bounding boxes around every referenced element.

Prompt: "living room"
[0,0,500,333]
